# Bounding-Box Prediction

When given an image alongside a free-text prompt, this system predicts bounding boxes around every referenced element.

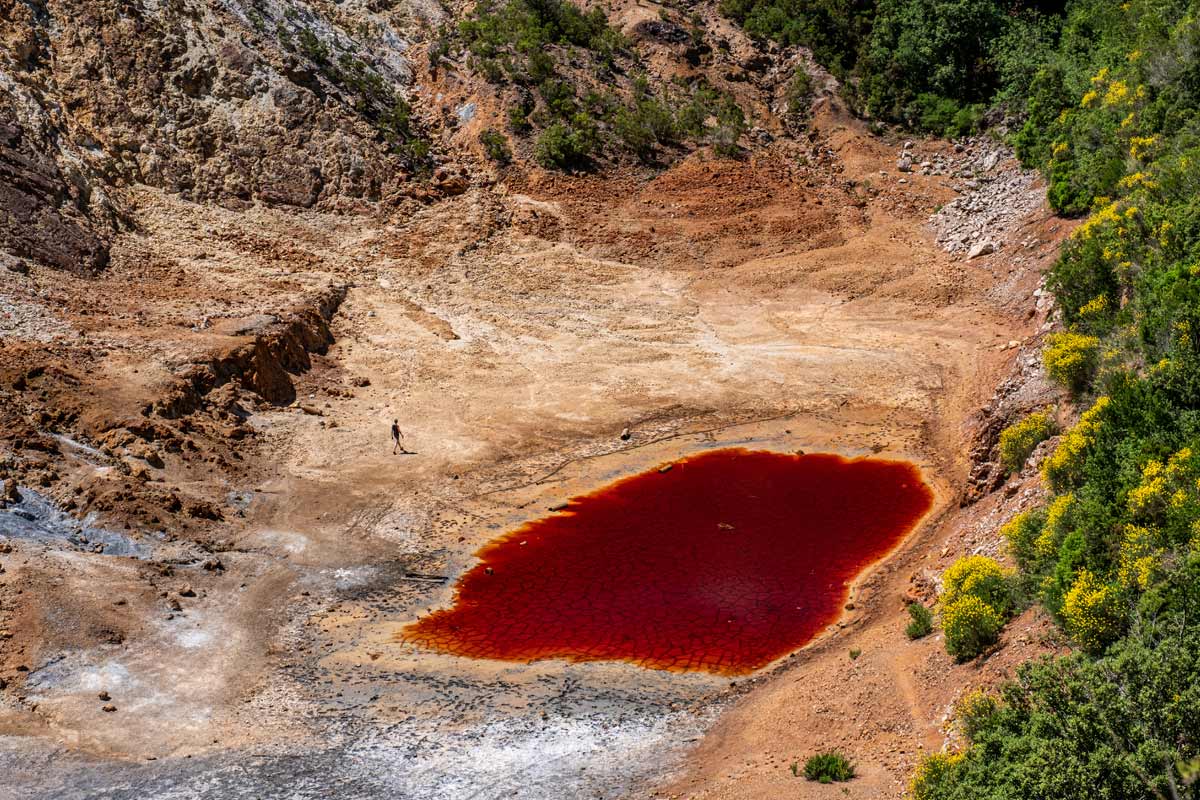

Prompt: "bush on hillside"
[905,601,934,639]
[1061,568,1122,653]
[479,128,512,164]
[710,97,747,157]
[1042,332,1100,393]
[534,117,598,169]
[999,409,1056,473]
[941,555,1013,615]
[1001,508,1047,571]
[909,752,962,800]
[803,751,855,783]
[942,595,1003,661]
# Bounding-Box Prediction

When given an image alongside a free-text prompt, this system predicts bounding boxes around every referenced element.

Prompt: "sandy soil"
[0,106,1065,798]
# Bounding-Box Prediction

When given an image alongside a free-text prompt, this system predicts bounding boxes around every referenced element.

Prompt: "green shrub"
[479,128,512,164]
[999,409,1056,473]
[710,98,746,157]
[507,104,532,133]
[803,751,855,783]
[905,601,934,639]
[785,67,814,121]
[1000,509,1047,572]
[534,117,597,169]
[942,595,1003,661]
[612,92,678,161]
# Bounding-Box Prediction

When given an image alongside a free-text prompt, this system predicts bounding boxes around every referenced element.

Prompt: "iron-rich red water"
[401,448,933,675]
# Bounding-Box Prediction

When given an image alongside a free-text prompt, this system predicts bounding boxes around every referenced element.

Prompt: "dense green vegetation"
[450,0,747,168]
[715,0,1200,793]
[808,0,1200,795]
[720,0,1061,132]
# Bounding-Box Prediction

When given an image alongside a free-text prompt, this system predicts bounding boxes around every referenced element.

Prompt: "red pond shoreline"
[401,448,934,675]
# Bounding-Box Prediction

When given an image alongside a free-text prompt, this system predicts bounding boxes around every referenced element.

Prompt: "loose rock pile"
[922,139,1044,259]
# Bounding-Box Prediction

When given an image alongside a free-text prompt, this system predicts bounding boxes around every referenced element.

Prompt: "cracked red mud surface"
[401,448,934,674]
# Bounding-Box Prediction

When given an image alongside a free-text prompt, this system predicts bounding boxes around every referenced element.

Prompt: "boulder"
[968,240,996,259]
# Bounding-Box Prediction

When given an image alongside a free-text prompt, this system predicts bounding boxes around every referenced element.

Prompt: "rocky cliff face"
[0,85,118,275]
[1,0,441,273]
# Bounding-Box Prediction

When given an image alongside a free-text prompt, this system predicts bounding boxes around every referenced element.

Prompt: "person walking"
[391,419,408,454]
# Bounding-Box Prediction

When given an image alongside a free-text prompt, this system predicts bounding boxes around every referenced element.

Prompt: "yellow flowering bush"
[1061,569,1121,652]
[1070,200,1121,240]
[1117,524,1159,590]
[943,595,1004,660]
[942,555,1013,613]
[1080,89,1099,108]
[1103,80,1128,106]
[1042,397,1110,491]
[954,690,998,739]
[909,752,963,800]
[1077,294,1109,318]
[1127,459,1167,515]
[999,409,1056,473]
[1117,171,1157,190]
[1043,332,1101,391]
[1037,492,1075,557]
[1128,447,1199,524]
[1129,135,1158,160]
[1002,509,1046,567]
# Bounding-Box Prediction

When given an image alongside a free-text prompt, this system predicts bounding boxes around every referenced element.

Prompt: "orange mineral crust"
[401,448,934,675]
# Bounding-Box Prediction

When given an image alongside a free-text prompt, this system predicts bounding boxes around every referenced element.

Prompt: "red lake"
[401,448,934,675]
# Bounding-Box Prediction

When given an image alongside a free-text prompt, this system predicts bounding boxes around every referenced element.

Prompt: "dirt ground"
[0,105,1066,798]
